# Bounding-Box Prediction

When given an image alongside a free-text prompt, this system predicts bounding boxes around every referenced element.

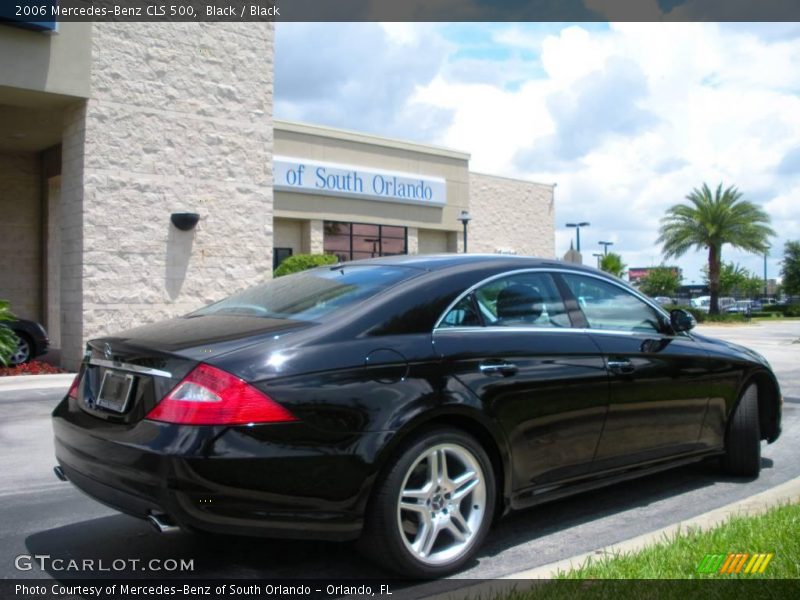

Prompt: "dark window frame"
[273,247,294,270]
[323,220,408,262]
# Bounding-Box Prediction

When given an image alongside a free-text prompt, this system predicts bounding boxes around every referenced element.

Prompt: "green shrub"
[785,305,800,317]
[758,304,800,317]
[273,253,338,278]
[0,300,18,367]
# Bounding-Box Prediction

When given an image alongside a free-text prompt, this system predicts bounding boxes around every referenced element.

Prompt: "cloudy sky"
[274,22,800,283]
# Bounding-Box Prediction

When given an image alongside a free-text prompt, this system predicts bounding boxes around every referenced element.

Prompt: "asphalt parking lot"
[0,321,797,587]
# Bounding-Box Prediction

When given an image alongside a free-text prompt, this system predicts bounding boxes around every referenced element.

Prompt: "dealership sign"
[274,157,446,207]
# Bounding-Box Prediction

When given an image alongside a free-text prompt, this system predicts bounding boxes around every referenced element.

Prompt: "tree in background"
[657,183,774,314]
[740,273,765,299]
[703,262,748,296]
[599,252,626,278]
[638,266,682,298]
[702,262,764,298]
[782,241,800,296]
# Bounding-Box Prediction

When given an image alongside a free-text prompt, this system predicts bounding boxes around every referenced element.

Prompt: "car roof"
[341,253,606,276]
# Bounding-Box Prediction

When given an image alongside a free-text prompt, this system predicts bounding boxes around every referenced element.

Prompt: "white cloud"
[275,22,800,283]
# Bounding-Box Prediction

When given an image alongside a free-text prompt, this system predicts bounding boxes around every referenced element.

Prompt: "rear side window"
[440,271,570,328]
[560,273,664,333]
[191,265,419,322]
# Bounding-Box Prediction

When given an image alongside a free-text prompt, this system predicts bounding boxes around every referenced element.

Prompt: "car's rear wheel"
[359,428,495,577]
[721,383,761,477]
[9,332,32,365]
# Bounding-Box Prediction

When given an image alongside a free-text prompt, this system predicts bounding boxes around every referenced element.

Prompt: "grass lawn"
[751,316,800,322]
[555,502,800,579]
[497,504,800,600]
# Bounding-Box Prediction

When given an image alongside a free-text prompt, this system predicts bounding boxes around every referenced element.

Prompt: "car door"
[558,272,712,472]
[433,270,609,498]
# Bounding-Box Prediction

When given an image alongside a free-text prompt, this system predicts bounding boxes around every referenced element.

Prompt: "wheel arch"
[748,370,782,444]
[369,407,512,521]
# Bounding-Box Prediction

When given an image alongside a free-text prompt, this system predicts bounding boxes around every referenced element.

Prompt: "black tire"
[358,428,496,577]
[721,383,761,477]
[9,332,32,366]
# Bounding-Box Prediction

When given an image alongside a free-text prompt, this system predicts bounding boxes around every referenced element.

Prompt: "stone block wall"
[469,173,555,258]
[60,22,274,369]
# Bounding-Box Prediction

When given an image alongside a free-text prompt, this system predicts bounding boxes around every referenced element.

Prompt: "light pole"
[763,247,769,298]
[459,210,472,253]
[566,222,590,252]
[598,240,614,255]
[592,253,603,268]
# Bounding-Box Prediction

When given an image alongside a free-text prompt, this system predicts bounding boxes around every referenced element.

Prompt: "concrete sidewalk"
[0,373,75,392]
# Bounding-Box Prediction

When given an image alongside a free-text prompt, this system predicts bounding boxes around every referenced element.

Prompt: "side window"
[560,274,664,333]
[475,272,569,328]
[439,295,481,328]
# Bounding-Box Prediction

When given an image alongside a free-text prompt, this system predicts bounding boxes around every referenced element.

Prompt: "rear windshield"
[190,265,418,322]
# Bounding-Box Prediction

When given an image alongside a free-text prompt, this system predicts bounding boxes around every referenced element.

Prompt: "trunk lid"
[74,315,310,424]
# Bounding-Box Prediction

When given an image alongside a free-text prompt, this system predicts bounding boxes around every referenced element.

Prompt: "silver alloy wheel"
[10,336,31,365]
[396,443,487,566]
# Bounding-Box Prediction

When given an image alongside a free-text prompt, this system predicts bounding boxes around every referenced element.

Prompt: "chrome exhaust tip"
[147,512,180,534]
[53,466,67,481]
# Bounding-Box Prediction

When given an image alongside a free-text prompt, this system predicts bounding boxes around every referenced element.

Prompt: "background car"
[725,300,759,314]
[52,255,782,577]
[6,319,49,365]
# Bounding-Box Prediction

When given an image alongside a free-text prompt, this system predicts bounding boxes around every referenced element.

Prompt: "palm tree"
[599,252,626,278]
[657,183,774,314]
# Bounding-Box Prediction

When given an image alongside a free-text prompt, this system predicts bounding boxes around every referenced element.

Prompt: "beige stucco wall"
[468,173,555,258]
[274,218,304,255]
[274,121,469,232]
[59,22,274,369]
[0,23,92,100]
[0,151,41,320]
[418,228,449,254]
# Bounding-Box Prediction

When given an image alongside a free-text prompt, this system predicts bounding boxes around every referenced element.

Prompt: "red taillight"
[145,363,296,426]
[67,373,81,400]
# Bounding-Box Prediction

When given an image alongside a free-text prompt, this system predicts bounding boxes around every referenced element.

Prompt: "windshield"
[190,265,418,321]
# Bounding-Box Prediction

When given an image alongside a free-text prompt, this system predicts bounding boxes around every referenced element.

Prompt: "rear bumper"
[53,397,386,541]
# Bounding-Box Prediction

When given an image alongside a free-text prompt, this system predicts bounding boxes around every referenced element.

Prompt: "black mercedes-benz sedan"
[52,255,782,577]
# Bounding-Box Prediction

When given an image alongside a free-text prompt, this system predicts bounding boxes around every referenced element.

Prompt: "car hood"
[691,331,772,369]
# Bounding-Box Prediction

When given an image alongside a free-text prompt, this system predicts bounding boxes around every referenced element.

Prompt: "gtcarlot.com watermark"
[15,554,194,573]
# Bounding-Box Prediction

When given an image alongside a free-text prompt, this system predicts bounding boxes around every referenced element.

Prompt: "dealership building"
[0,21,555,369]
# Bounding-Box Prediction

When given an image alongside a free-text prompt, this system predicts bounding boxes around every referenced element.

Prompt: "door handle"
[479,361,518,376]
[607,358,635,374]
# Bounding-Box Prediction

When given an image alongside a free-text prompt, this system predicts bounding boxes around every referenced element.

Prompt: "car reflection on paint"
[52,254,781,577]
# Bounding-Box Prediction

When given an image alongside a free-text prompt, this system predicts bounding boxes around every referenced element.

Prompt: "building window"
[323,221,407,262]
[273,247,293,270]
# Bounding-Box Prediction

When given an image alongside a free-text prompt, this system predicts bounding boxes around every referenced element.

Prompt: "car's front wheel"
[360,428,495,577]
[722,383,761,477]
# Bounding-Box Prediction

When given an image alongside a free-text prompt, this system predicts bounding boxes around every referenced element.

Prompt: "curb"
[0,373,76,391]
[503,476,800,580]
[419,477,800,600]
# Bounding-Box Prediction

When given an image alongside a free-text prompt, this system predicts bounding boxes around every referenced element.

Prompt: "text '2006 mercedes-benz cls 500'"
[52,254,782,577]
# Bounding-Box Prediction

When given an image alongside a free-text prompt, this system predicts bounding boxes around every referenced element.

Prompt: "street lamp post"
[565,222,590,252]
[764,248,769,298]
[592,253,603,268]
[459,210,472,253]
[598,240,614,255]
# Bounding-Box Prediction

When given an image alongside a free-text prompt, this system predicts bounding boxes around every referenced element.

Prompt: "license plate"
[96,371,135,413]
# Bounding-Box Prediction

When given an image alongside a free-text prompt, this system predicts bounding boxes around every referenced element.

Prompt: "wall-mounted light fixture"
[170,212,200,231]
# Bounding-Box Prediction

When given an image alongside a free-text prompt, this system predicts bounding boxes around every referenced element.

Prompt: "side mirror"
[670,309,696,332]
